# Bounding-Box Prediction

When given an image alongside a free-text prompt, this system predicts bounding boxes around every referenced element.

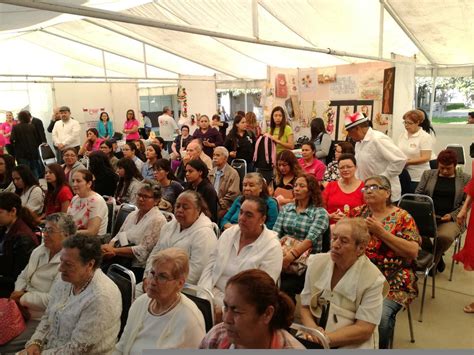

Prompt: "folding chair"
[182,283,215,332]
[289,323,330,349]
[106,264,136,337]
[38,143,57,167]
[449,231,464,281]
[398,193,438,322]
[161,210,175,222]
[231,159,247,186]
[446,144,465,174]
[112,203,137,237]
[103,196,116,235]
[211,222,220,239]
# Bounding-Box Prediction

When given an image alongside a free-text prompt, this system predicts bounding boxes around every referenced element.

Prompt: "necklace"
[149,294,181,317]
[71,273,94,296]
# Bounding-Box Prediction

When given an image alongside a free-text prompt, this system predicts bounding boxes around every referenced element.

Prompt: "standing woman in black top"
[183,159,218,223]
[224,115,255,171]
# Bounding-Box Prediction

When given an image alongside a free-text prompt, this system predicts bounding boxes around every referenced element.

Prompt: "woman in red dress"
[453,177,474,313]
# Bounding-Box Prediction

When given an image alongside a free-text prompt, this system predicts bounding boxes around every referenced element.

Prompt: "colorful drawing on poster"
[359,71,383,100]
[317,67,337,84]
[299,69,316,93]
[323,105,337,140]
[329,75,358,99]
[374,112,389,134]
[275,73,288,98]
[289,75,298,94]
[382,67,396,114]
[337,105,354,141]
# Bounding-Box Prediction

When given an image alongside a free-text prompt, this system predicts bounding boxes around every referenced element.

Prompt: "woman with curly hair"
[270,150,303,207]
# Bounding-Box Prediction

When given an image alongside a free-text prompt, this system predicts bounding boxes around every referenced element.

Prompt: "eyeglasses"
[137,193,154,200]
[403,121,416,126]
[361,185,386,193]
[147,271,175,283]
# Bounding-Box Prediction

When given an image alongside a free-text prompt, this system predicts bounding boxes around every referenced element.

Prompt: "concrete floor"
[393,233,474,349]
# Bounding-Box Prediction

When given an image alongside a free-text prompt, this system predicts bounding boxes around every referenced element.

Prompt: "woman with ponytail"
[0,192,39,297]
[200,269,304,349]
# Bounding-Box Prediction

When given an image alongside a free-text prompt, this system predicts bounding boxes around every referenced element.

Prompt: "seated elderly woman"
[273,174,329,303]
[20,235,121,354]
[220,172,279,230]
[415,149,471,272]
[0,213,76,353]
[350,175,420,349]
[300,218,388,349]
[142,191,217,288]
[101,181,167,280]
[67,169,108,237]
[0,192,39,298]
[200,269,304,349]
[322,154,364,224]
[198,196,283,319]
[115,248,206,352]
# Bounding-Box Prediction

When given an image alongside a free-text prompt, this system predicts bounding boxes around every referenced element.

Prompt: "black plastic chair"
[107,264,136,337]
[231,159,247,188]
[38,143,57,167]
[103,196,116,234]
[398,193,438,322]
[112,203,136,237]
[182,284,215,332]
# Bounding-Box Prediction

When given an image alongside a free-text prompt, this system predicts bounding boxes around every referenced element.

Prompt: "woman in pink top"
[322,153,364,224]
[78,128,102,157]
[123,109,140,142]
[0,111,16,154]
[297,142,326,181]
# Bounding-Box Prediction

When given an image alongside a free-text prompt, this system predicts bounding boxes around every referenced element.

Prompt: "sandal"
[463,304,474,313]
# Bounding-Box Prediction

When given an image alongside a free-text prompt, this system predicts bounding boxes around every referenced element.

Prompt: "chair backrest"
[212,222,220,239]
[103,196,116,234]
[38,143,57,166]
[182,284,215,332]
[161,210,175,223]
[321,226,331,253]
[289,323,329,349]
[112,203,137,237]
[106,264,136,337]
[446,144,465,165]
[398,194,437,240]
[231,159,247,184]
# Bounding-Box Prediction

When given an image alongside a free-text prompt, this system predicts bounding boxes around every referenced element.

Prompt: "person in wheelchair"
[300,218,388,349]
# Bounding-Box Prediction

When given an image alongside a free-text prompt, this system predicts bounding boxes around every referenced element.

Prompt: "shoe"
[437,257,446,273]
[463,304,474,313]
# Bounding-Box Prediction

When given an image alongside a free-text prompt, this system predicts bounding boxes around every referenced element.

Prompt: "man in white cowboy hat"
[345,112,406,202]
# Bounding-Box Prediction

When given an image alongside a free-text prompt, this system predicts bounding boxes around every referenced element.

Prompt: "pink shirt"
[0,121,15,144]
[298,157,326,181]
[124,119,140,141]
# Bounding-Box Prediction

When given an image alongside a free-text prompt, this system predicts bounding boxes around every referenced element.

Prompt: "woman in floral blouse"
[350,175,420,349]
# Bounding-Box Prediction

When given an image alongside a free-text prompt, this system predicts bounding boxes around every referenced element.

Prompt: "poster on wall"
[82,108,105,127]
[299,69,317,93]
[317,67,337,84]
[337,105,354,141]
[359,71,384,100]
[289,75,299,95]
[329,75,358,100]
[382,67,396,114]
[275,73,288,98]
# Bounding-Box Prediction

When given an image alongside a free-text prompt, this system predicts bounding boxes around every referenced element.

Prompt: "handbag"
[281,236,311,275]
[0,298,26,345]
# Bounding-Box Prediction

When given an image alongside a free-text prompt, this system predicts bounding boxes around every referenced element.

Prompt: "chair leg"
[407,305,415,343]
[418,270,428,322]
[449,236,461,281]
[432,268,436,299]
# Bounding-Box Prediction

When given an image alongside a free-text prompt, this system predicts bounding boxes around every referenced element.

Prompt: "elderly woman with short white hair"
[114,248,206,353]
[300,218,388,348]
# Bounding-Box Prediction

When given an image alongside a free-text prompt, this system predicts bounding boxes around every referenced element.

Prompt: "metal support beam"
[378,0,384,58]
[0,74,246,82]
[428,68,437,120]
[0,0,418,65]
[252,0,259,39]
[101,50,107,79]
[142,43,148,78]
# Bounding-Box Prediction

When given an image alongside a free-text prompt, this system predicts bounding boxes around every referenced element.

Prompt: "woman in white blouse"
[21,235,121,354]
[397,109,433,192]
[198,196,283,321]
[115,248,205,353]
[67,169,108,237]
[0,213,76,353]
[101,181,167,280]
[12,165,44,215]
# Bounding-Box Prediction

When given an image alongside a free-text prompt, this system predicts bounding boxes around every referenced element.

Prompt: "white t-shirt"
[158,114,178,141]
[68,192,108,235]
[397,129,432,182]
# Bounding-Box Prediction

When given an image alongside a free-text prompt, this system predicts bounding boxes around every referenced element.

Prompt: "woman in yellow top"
[264,106,294,154]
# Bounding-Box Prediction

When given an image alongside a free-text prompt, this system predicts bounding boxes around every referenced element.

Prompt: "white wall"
[179,75,217,117]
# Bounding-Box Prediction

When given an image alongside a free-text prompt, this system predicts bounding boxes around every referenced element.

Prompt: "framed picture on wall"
[382,67,396,114]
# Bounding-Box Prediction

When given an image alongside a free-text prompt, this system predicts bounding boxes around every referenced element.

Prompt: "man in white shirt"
[345,112,406,202]
[52,106,81,163]
[158,106,179,151]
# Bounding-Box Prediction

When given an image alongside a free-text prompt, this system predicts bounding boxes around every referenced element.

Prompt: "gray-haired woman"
[0,213,76,353]
[115,248,206,352]
[21,235,122,354]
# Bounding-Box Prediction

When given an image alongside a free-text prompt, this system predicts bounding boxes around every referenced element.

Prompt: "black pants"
[280,271,306,305]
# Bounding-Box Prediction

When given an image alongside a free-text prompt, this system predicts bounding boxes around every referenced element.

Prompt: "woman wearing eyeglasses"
[101,182,167,280]
[115,248,206,352]
[322,154,364,224]
[349,175,420,349]
[396,110,433,193]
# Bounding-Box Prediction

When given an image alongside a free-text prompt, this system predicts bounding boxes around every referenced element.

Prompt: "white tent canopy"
[0,0,473,85]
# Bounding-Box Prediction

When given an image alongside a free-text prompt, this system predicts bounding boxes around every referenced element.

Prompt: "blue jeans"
[379,299,403,349]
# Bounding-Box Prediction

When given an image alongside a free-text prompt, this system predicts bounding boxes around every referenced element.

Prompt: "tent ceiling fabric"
[0,0,472,82]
